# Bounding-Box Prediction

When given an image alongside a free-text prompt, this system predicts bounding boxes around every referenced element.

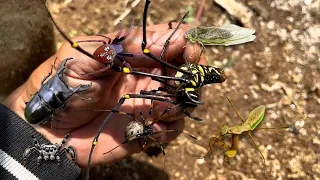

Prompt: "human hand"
[3,23,207,167]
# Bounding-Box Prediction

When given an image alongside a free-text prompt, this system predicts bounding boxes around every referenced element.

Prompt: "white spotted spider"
[101,101,199,155]
[23,133,76,166]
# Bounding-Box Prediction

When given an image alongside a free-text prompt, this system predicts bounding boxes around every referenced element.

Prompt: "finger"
[122,27,189,67]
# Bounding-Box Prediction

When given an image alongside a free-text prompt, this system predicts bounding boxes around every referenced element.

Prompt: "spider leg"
[159,11,189,60]
[116,55,133,73]
[118,52,134,57]
[75,39,108,45]
[147,136,165,155]
[58,146,77,163]
[151,77,178,90]
[57,133,70,151]
[181,106,203,121]
[141,0,192,75]
[23,147,41,165]
[95,34,112,44]
[86,93,179,179]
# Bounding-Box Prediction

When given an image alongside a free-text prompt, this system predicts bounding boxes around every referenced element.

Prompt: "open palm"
[4,24,206,167]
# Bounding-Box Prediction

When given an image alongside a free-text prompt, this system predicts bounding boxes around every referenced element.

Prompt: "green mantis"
[185,24,256,46]
[208,98,285,166]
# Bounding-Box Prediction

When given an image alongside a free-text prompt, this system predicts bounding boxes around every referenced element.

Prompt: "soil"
[47,0,320,179]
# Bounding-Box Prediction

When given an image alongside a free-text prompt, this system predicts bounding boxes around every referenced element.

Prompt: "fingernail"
[152,29,183,46]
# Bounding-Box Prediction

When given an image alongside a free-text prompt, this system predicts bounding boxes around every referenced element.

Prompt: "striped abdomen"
[175,64,226,88]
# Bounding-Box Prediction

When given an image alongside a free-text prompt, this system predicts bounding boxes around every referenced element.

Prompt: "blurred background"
[2,0,319,179]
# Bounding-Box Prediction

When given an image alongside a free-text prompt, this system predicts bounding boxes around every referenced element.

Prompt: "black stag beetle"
[24,57,92,124]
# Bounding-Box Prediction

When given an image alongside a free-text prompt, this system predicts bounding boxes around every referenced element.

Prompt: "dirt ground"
[47,0,320,179]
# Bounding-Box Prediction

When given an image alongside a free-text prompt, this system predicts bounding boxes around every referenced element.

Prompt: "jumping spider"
[23,133,76,166]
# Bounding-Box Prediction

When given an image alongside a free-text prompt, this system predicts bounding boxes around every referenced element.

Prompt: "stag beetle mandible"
[24,57,92,124]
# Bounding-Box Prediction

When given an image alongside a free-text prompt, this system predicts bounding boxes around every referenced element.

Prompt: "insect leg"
[247,132,266,166]
[141,0,192,75]
[159,11,189,60]
[209,137,230,153]
[40,58,57,85]
[226,97,245,123]
[56,58,73,80]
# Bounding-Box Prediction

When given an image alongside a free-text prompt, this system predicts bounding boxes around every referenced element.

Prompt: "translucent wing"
[187,24,256,46]
[245,105,266,130]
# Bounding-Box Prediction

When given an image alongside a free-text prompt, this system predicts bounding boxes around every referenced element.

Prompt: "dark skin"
[3,23,207,167]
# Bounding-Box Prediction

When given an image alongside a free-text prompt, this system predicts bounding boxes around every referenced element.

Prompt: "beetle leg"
[41,63,54,85]
[56,57,73,80]
[73,93,91,101]
[41,57,57,85]
[73,81,92,93]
